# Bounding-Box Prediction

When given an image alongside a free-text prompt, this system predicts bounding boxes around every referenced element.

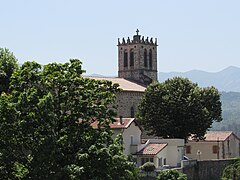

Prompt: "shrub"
[141,162,155,172]
[221,158,240,180]
[157,169,187,180]
[141,162,155,176]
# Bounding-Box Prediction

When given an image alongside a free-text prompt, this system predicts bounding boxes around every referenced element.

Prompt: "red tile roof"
[91,118,136,129]
[189,131,235,142]
[204,131,233,141]
[137,143,167,155]
[85,76,146,92]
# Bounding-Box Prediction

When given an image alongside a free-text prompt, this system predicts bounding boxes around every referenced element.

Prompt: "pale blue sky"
[1,0,240,76]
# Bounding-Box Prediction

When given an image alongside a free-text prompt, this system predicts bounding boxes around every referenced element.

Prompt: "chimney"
[120,115,123,125]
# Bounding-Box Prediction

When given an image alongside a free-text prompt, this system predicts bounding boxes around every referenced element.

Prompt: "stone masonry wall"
[118,43,157,82]
[182,159,235,180]
[115,91,144,118]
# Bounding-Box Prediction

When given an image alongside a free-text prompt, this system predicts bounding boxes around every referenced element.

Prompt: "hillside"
[159,66,240,92]
[211,91,240,136]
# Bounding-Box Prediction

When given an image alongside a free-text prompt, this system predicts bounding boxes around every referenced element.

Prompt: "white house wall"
[186,141,218,160]
[122,122,142,155]
[186,134,240,160]
[227,134,240,157]
[149,139,184,167]
[156,147,168,167]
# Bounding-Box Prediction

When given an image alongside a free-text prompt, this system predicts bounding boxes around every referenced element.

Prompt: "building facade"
[92,118,185,169]
[136,139,185,168]
[87,30,158,118]
[89,31,186,168]
[91,117,142,156]
[118,29,158,86]
[86,76,146,118]
[186,131,240,160]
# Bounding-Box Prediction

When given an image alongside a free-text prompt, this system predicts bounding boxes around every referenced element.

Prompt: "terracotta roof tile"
[85,76,146,92]
[137,143,167,155]
[189,131,234,142]
[204,131,233,141]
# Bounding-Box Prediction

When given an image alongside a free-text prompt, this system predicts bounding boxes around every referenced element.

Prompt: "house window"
[144,49,148,67]
[163,158,167,165]
[158,157,162,167]
[213,145,219,154]
[141,158,146,165]
[186,145,191,154]
[130,135,134,145]
[130,49,134,67]
[124,50,128,67]
[141,157,154,165]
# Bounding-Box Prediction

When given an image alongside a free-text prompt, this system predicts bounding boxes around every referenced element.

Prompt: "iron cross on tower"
[136,29,139,35]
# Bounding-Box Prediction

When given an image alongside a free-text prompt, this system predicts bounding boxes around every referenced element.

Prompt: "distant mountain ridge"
[89,66,240,92]
[159,66,240,92]
[211,91,240,136]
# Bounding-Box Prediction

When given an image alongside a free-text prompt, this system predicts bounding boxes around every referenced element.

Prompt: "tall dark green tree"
[0,59,139,179]
[0,48,18,94]
[138,77,222,141]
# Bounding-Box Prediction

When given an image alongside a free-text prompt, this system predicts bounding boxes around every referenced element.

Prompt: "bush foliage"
[221,158,240,180]
[157,169,187,180]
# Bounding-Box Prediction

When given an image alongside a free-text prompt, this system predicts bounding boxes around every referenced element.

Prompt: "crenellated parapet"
[118,29,158,85]
[118,29,157,46]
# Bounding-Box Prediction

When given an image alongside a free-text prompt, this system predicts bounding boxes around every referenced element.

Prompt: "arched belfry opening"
[144,49,148,68]
[149,49,152,69]
[130,49,134,67]
[124,49,128,67]
[118,29,158,86]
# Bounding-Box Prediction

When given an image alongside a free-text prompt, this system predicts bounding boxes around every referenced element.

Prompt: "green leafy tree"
[0,48,18,94]
[0,59,139,179]
[157,169,187,180]
[138,77,222,141]
[221,158,240,180]
[141,162,155,176]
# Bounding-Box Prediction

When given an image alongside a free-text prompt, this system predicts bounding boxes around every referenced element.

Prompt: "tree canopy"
[141,162,155,177]
[0,48,18,94]
[221,158,240,180]
[157,169,187,180]
[138,77,222,141]
[0,59,139,179]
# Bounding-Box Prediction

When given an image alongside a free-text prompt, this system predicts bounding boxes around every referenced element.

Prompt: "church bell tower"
[118,29,158,85]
